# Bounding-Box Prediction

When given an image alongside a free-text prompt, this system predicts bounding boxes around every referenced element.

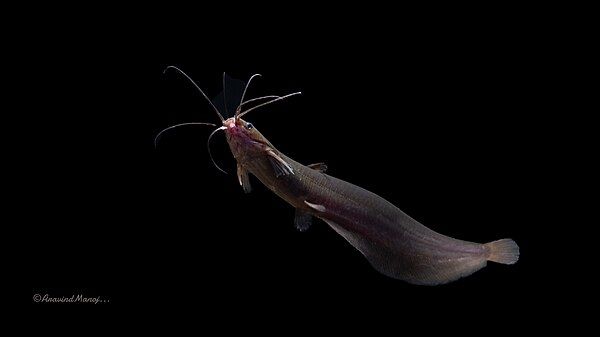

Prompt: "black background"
[19,4,554,328]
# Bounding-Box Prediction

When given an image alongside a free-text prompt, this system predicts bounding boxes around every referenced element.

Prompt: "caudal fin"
[485,239,519,264]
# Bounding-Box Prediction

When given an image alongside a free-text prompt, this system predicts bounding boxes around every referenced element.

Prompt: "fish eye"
[245,123,253,130]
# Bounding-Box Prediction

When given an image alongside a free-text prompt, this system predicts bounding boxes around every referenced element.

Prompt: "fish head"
[223,117,271,161]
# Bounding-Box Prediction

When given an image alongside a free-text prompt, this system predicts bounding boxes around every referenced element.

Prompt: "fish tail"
[485,239,520,264]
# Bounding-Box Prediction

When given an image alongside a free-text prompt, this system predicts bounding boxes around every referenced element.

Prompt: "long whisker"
[154,122,216,148]
[236,74,262,116]
[237,92,302,118]
[238,95,280,110]
[222,72,229,116]
[207,126,228,174]
[164,66,225,122]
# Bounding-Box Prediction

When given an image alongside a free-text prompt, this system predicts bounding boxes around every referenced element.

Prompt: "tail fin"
[485,239,519,264]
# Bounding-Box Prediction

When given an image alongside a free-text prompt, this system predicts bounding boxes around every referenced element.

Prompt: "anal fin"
[322,219,489,286]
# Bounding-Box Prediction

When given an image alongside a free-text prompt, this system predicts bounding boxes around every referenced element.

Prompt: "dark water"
[14,3,561,330]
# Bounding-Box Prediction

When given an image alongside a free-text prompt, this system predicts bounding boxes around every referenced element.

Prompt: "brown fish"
[158,67,520,285]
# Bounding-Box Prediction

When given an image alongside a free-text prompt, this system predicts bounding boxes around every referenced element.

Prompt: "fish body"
[225,117,519,285]
[161,68,519,285]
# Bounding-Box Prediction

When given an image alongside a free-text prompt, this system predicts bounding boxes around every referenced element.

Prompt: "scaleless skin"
[162,68,520,285]
[225,117,519,285]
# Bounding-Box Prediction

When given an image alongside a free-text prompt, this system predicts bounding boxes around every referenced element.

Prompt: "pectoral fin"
[294,208,313,232]
[237,164,251,193]
[308,162,327,172]
[267,149,294,177]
